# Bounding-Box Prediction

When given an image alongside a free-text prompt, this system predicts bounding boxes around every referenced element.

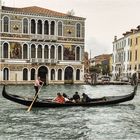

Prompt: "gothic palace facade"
[0,5,85,84]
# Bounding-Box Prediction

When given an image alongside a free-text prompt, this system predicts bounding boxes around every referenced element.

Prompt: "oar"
[27,84,43,112]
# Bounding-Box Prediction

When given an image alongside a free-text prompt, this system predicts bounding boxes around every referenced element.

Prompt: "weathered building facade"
[0,4,85,84]
[112,27,140,81]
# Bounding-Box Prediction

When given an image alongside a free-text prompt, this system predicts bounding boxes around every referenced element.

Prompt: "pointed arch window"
[31,68,35,80]
[23,18,28,34]
[3,16,9,32]
[44,45,49,59]
[76,69,80,80]
[44,20,49,35]
[37,20,42,34]
[23,44,28,59]
[50,21,55,35]
[51,69,55,80]
[58,69,62,80]
[23,68,28,80]
[76,47,80,60]
[38,45,42,58]
[31,19,36,34]
[3,68,9,80]
[50,45,55,59]
[58,21,63,36]
[31,44,36,58]
[58,46,62,60]
[3,43,8,58]
[76,23,81,37]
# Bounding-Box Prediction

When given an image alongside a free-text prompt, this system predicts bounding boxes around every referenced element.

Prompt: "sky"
[2,0,140,57]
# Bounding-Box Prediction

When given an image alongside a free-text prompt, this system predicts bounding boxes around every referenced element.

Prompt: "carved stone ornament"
[13,25,19,30]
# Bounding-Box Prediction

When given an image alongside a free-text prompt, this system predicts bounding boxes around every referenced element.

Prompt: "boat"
[2,85,137,108]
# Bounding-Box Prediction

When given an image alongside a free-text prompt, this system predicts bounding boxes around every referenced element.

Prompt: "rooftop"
[2,6,85,20]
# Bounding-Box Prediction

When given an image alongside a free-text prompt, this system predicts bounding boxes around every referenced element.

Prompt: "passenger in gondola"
[63,93,69,102]
[53,93,65,103]
[82,93,92,102]
[72,92,80,103]
[34,77,43,99]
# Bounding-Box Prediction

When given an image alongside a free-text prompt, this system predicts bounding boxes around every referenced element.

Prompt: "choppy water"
[0,84,140,140]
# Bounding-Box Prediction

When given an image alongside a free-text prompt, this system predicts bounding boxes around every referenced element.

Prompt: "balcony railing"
[30,34,58,41]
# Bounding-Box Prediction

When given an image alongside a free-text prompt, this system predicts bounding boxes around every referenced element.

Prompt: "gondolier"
[34,77,43,98]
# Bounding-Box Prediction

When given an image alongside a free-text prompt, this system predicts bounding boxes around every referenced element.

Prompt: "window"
[23,44,28,59]
[58,69,62,80]
[135,50,137,61]
[23,18,28,34]
[31,19,36,34]
[3,43,8,58]
[3,16,9,32]
[37,20,42,34]
[31,68,35,80]
[76,69,80,80]
[23,68,28,80]
[58,21,63,36]
[76,47,80,60]
[58,46,62,60]
[44,45,49,59]
[76,23,81,37]
[3,68,9,80]
[51,69,55,80]
[50,45,55,59]
[44,20,49,35]
[38,45,42,58]
[50,21,55,35]
[31,44,36,58]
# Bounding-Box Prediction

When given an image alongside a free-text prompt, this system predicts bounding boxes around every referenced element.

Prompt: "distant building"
[90,54,111,65]
[89,54,112,75]
[112,26,140,81]
[0,3,86,84]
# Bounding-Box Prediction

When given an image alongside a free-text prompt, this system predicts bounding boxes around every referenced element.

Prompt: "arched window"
[23,68,28,80]
[3,68,9,80]
[31,44,36,58]
[3,16,9,32]
[31,19,36,34]
[44,45,49,59]
[50,45,55,59]
[76,47,80,60]
[58,46,62,60]
[51,69,55,80]
[76,69,80,80]
[76,23,81,37]
[23,18,28,34]
[58,69,62,80]
[38,45,42,58]
[3,43,8,58]
[44,20,49,35]
[37,20,42,34]
[50,21,55,35]
[23,44,28,59]
[31,68,35,80]
[58,21,62,36]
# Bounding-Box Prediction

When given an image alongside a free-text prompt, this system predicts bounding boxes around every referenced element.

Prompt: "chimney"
[114,36,117,41]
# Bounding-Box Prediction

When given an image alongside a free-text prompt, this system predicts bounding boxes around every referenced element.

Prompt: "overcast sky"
[3,0,140,57]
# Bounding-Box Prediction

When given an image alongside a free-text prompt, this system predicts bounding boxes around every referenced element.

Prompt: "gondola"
[2,85,137,108]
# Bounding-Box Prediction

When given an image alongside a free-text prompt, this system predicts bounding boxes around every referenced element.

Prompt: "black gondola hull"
[2,85,137,108]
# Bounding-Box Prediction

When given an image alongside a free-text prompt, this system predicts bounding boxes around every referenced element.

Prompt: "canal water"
[0,84,140,140]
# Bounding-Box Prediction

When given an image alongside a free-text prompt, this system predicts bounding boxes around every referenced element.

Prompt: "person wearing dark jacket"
[72,92,80,103]
[82,93,92,102]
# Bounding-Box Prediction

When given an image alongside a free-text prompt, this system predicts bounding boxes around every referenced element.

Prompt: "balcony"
[30,58,57,64]
[30,34,58,42]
